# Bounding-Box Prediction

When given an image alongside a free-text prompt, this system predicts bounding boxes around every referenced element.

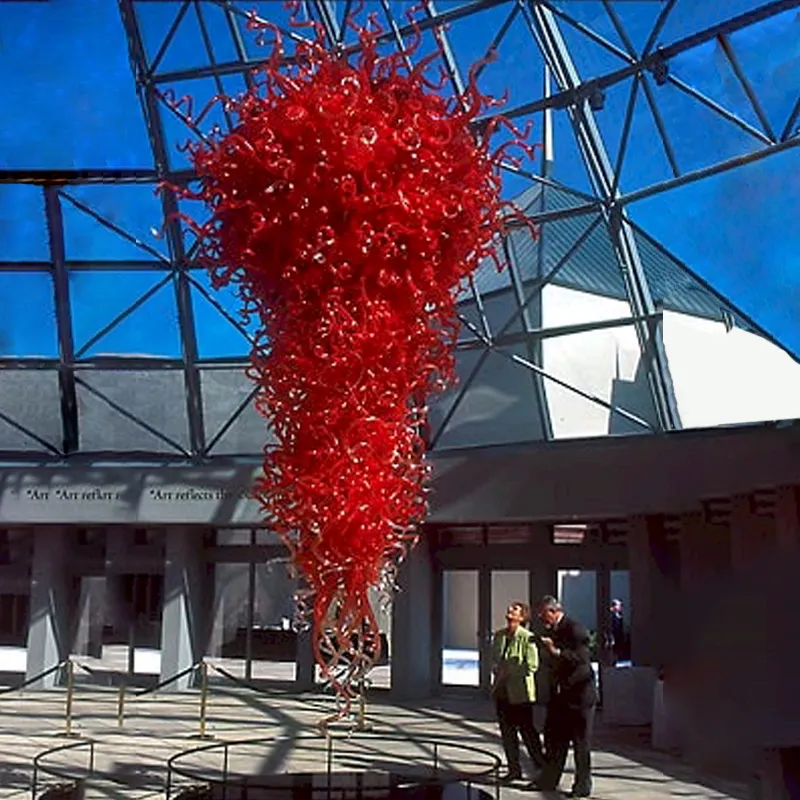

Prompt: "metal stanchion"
[117,683,126,728]
[198,661,212,739]
[64,660,75,737]
[326,732,333,778]
[355,684,370,731]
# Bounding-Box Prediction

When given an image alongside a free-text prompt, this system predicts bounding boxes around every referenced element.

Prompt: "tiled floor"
[0,684,749,799]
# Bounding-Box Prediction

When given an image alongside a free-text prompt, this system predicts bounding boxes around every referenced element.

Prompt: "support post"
[295,626,316,691]
[26,528,75,689]
[774,485,800,552]
[730,493,773,570]
[117,683,126,728]
[391,535,434,700]
[160,528,207,690]
[198,660,210,739]
[64,659,75,736]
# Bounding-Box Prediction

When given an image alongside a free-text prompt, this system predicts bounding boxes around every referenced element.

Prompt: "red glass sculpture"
[166,1,535,720]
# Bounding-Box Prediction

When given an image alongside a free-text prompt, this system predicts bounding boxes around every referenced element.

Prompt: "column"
[680,511,730,591]
[730,493,773,571]
[295,628,315,691]
[628,515,680,666]
[391,535,434,700]
[603,517,669,726]
[674,512,734,762]
[595,566,611,665]
[26,528,75,688]
[160,528,208,690]
[478,567,492,693]
[529,558,557,609]
[775,485,800,552]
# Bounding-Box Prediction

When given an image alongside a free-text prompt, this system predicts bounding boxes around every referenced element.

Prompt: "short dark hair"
[538,595,562,612]
[508,601,531,623]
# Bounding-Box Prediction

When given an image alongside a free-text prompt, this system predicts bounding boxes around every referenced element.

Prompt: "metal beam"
[526,1,680,431]
[620,134,800,207]
[0,169,164,185]
[491,0,800,125]
[44,186,77,456]
[504,234,554,440]
[458,315,654,431]
[308,0,341,47]
[456,310,663,350]
[119,0,207,461]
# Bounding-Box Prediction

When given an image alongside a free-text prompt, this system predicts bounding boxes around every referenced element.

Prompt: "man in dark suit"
[533,596,597,798]
[609,599,629,663]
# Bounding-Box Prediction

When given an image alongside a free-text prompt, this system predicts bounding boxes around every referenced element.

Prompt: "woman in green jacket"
[491,601,546,783]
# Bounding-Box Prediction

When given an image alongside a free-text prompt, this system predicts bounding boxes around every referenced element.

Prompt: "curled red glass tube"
[166,1,536,720]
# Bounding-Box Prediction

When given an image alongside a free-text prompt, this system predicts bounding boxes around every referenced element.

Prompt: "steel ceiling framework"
[0,0,798,463]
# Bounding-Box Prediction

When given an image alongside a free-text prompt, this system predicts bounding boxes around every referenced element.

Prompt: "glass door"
[441,570,479,686]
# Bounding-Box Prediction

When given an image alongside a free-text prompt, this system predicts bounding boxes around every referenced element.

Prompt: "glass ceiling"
[0,0,798,461]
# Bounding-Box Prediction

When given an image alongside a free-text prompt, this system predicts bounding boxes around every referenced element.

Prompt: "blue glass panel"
[552,1,636,54]
[60,184,168,262]
[0,0,150,169]
[660,1,766,46]
[557,13,629,79]
[653,75,761,176]
[440,3,542,107]
[629,146,800,359]
[730,11,800,138]
[590,77,638,171]
[670,40,763,133]
[0,185,49,262]
[550,109,595,196]
[586,1,667,56]
[0,272,58,357]
[191,270,258,359]
[136,1,207,75]
[618,85,679,192]
[158,77,230,171]
[68,270,180,357]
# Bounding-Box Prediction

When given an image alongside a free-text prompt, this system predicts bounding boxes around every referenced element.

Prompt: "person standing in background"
[491,601,545,784]
[609,599,629,664]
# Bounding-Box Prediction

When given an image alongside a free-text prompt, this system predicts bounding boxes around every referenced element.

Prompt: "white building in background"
[428,184,800,449]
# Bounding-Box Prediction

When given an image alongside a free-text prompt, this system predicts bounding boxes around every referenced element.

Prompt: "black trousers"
[495,698,545,777]
[540,700,595,793]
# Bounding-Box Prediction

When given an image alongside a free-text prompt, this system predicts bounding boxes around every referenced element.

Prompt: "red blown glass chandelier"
[165,1,535,719]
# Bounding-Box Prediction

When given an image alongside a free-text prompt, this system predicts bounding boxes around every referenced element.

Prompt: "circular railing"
[32,739,95,798]
[166,732,501,800]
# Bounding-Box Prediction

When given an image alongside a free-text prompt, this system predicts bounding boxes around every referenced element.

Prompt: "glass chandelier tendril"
[161,0,536,723]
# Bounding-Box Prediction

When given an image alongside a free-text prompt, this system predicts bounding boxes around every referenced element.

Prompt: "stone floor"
[0,682,749,800]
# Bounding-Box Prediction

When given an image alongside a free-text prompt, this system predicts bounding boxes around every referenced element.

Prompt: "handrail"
[69,658,200,697]
[31,738,95,799]
[0,661,67,697]
[131,661,200,698]
[165,733,502,800]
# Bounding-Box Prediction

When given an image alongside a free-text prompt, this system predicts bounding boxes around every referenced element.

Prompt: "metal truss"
[0,0,798,462]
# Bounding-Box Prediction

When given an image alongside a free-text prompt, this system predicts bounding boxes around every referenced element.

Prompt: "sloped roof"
[467,183,770,338]
[0,0,798,461]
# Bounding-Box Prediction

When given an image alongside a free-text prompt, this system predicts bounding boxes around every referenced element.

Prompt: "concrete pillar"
[628,515,680,666]
[730,493,774,571]
[391,535,434,700]
[295,628,315,691]
[160,528,207,690]
[775,486,800,552]
[680,512,730,591]
[478,567,492,692]
[529,560,557,608]
[596,566,611,664]
[26,528,74,688]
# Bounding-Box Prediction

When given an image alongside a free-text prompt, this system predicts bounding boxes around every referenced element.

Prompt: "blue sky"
[0,0,798,359]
